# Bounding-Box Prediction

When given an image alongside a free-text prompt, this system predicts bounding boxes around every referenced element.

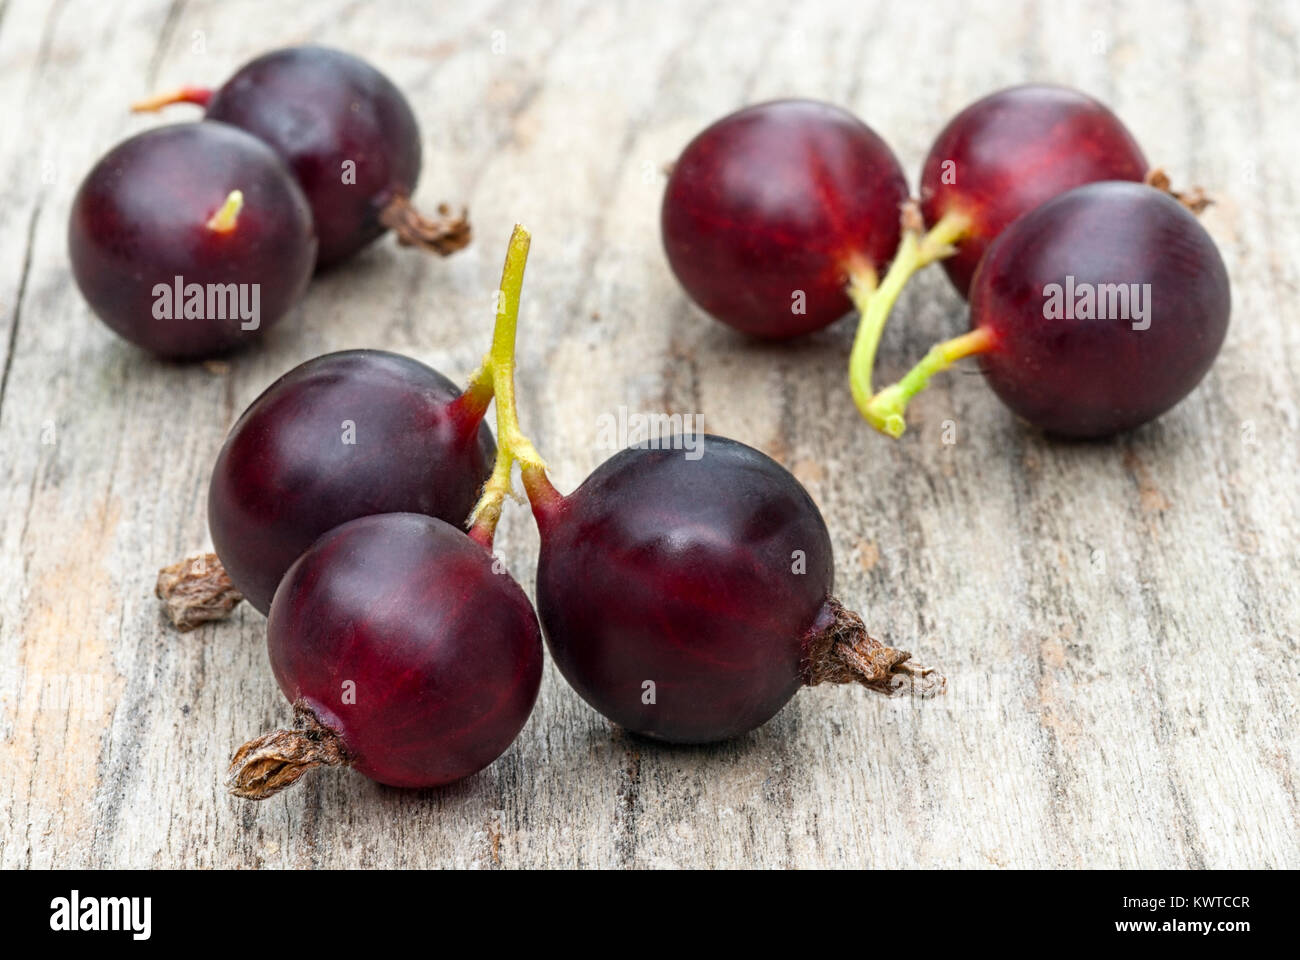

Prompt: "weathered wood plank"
[0,0,1296,868]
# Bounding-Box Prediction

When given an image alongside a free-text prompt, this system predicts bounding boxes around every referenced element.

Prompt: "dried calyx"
[226,700,350,801]
[1144,168,1213,215]
[802,597,946,698]
[379,199,472,255]
[155,553,242,631]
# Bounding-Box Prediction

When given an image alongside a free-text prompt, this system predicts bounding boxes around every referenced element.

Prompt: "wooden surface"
[1,0,1297,869]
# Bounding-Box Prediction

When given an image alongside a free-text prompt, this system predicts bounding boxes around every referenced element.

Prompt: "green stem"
[131,86,212,112]
[863,327,996,438]
[848,208,971,426]
[467,225,548,548]
[205,190,244,233]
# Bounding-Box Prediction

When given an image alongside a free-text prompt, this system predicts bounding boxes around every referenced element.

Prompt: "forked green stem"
[863,327,996,438]
[848,208,971,427]
[467,225,547,547]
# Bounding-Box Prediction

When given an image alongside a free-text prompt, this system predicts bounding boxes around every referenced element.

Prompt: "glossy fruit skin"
[268,513,543,788]
[662,100,909,338]
[204,46,422,268]
[970,181,1230,437]
[534,435,834,743]
[920,84,1148,297]
[208,350,494,614]
[68,123,315,359]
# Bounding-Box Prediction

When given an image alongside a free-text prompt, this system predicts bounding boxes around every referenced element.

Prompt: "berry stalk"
[864,326,997,438]
[467,224,548,548]
[130,86,213,112]
[847,205,970,424]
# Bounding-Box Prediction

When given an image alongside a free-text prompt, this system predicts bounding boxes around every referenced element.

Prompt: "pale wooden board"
[0,0,1297,868]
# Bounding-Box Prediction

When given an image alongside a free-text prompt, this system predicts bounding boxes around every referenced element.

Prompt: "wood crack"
[0,201,42,424]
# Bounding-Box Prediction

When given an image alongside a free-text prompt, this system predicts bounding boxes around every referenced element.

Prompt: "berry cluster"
[69,46,470,360]
[201,227,940,799]
[661,86,1229,439]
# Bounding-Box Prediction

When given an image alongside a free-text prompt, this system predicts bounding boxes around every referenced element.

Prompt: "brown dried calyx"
[379,196,472,255]
[227,700,351,801]
[803,597,946,698]
[1145,168,1213,215]
[156,552,242,631]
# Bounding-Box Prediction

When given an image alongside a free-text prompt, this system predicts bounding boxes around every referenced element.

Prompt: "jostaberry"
[487,227,944,742]
[661,99,908,339]
[226,513,542,796]
[206,350,495,614]
[69,123,316,359]
[523,435,942,743]
[919,84,1149,298]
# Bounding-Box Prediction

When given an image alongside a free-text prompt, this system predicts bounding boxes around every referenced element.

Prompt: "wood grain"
[0,0,1296,868]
